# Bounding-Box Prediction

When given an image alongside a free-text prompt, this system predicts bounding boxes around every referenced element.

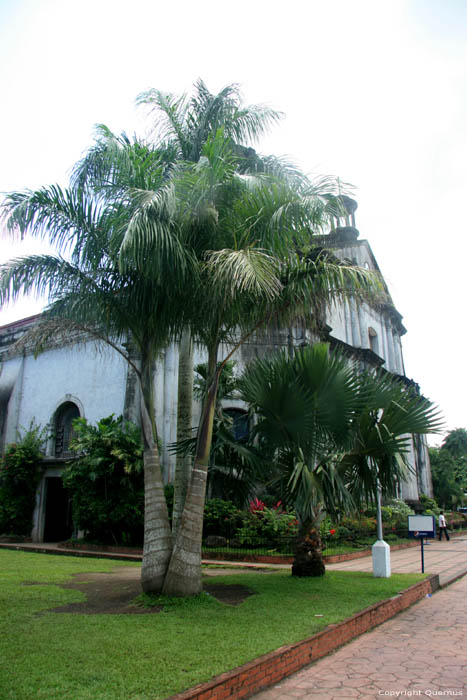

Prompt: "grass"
[0,550,425,700]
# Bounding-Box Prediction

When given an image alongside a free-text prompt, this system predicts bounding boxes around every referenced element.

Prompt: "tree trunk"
[162,345,219,596]
[292,521,326,577]
[172,329,194,540]
[139,354,173,593]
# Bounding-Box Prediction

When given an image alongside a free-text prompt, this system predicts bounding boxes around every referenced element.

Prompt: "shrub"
[63,415,144,546]
[339,515,377,540]
[203,499,243,538]
[0,423,46,536]
[236,500,298,550]
[420,493,439,514]
[363,499,415,533]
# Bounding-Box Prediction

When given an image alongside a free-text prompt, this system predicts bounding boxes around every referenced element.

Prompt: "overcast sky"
[0,0,465,441]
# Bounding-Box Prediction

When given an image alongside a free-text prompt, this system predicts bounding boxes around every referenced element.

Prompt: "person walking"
[439,511,450,541]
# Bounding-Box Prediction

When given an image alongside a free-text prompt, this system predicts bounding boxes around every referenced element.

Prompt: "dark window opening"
[54,402,80,457]
[224,408,249,442]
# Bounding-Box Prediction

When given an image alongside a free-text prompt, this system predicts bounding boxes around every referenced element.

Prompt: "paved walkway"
[327,535,467,587]
[253,571,467,699]
[252,538,467,700]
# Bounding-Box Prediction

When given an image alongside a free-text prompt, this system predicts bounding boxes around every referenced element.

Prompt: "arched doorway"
[42,400,81,541]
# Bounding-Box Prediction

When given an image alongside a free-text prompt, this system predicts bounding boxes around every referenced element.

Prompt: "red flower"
[249,497,266,513]
[329,528,336,535]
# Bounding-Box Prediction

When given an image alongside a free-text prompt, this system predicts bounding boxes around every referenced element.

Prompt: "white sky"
[0,0,465,441]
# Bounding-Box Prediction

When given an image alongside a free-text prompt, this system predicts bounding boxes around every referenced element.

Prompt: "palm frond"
[1,185,104,254]
[204,247,282,302]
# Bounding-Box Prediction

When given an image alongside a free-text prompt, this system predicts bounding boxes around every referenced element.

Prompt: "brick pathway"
[253,572,467,699]
[326,536,467,587]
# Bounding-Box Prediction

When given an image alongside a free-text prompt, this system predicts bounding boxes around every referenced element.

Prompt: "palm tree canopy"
[341,370,444,503]
[136,78,283,162]
[238,344,443,523]
[0,141,192,358]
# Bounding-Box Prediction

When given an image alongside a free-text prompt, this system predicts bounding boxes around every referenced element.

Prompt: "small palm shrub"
[0,423,46,537]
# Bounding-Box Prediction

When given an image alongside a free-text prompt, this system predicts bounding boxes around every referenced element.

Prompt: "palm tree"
[152,136,380,595]
[2,80,382,595]
[238,344,443,577]
[71,81,285,540]
[0,142,191,593]
[136,79,284,536]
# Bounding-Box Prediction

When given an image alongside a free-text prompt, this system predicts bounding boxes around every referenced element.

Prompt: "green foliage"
[236,503,298,549]
[173,360,263,507]
[384,498,415,518]
[419,493,439,514]
[440,428,467,499]
[364,499,415,529]
[429,428,467,510]
[238,343,442,533]
[62,415,144,545]
[442,428,467,457]
[0,423,46,536]
[203,499,243,537]
[429,447,464,509]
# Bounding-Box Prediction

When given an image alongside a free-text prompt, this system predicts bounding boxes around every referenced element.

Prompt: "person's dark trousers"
[439,527,450,541]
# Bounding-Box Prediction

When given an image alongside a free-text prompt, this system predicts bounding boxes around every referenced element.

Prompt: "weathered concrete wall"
[1,341,127,452]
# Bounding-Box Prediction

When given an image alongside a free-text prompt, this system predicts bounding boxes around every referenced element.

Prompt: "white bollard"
[372,539,391,577]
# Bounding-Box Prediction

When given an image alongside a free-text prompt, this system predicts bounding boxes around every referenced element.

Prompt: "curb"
[0,543,142,562]
[165,574,439,700]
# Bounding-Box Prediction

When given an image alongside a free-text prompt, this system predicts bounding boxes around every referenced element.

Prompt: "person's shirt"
[439,514,447,528]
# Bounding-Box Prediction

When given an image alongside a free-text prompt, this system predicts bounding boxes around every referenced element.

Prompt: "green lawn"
[0,550,424,700]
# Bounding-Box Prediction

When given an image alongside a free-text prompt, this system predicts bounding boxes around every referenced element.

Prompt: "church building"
[0,198,432,541]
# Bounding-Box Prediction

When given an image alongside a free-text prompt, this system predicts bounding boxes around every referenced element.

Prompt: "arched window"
[54,402,80,457]
[224,408,250,443]
[368,327,379,355]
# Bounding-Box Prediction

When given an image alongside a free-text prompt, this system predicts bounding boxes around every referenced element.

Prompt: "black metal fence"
[202,522,467,561]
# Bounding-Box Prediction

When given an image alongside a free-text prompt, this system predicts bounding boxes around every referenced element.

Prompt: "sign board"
[408,515,436,539]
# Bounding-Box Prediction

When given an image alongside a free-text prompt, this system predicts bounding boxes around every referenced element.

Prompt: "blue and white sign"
[408,515,436,539]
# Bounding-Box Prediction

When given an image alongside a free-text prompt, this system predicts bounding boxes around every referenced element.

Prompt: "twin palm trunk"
[141,346,219,596]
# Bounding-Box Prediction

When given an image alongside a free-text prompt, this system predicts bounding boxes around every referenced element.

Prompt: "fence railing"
[202,521,467,561]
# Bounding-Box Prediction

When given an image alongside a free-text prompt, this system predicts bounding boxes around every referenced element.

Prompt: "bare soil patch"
[203,582,256,606]
[25,565,257,614]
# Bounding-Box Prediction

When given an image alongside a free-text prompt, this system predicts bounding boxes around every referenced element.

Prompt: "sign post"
[408,515,436,573]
